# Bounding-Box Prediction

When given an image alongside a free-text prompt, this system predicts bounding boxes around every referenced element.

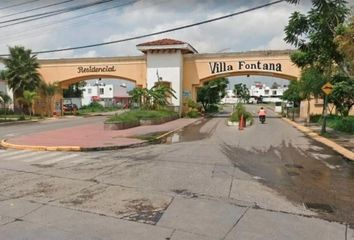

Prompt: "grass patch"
[106,110,178,123]
[78,102,120,114]
[312,115,354,134]
[326,116,354,134]
[0,114,40,122]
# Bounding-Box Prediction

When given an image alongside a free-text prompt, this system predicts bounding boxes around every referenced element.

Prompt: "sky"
[0,0,353,87]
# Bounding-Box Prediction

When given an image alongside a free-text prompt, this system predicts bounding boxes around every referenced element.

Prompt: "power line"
[0,0,41,11]
[0,0,75,19]
[0,0,155,44]
[0,0,285,56]
[0,0,116,28]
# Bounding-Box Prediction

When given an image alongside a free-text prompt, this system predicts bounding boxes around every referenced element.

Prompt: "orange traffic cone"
[239,114,244,130]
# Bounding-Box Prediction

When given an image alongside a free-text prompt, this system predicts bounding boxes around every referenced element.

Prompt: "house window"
[88,88,92,94]
[272,90,277,95]
[265,90,269,95]
[99,88,104,94]
[109,88,112,91]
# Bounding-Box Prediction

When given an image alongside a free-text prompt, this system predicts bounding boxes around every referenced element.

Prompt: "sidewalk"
[283,118,354,161]
[1,118,200,151]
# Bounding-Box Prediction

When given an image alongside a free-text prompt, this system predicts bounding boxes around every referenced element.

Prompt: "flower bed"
[104,110,178,130]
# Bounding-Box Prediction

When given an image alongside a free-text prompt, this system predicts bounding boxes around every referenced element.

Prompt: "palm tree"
[38,81,60,117]
[149,84,176,110]
[16,90,38,118]
[0,93,12,119]
[2,46,41,106]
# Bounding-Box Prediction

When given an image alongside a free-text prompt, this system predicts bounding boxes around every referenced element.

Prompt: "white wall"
[146,51,183,107]
[0,80,14,109]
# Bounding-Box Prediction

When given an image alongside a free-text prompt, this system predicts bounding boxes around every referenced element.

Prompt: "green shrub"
[207,104,219,113]
[310,114,322,123]
[230,103,253,124]
[18,115,26,121]
[326,116,354,133]
[186,110,200,118]
[106,110,178,123]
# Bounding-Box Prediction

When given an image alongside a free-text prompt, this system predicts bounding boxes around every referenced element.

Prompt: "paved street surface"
[0,105,353,239]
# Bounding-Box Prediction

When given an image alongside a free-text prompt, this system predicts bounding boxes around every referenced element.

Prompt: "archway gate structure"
[38,39,300,112]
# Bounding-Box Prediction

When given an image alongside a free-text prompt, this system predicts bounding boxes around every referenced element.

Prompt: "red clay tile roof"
[137,38,186,46]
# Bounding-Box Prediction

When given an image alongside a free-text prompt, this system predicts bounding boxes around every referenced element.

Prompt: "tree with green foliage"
[129,87,147,107]
[16,90,38,117]
[233,83,250,103]
[129,84,176,110]
[63,82,86,98]
[300,67,326,123]
[332,16,354,116]
[197,77,229,112]
[335,16,354,78]
[2,46,41,101]
[284,0,349,71]
[284,0,350,128]
[282,80,303,105]
[149,84,176,110]
[330,74,354,117]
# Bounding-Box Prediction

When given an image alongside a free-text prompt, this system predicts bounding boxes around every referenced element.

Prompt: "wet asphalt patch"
[221,141,354,226]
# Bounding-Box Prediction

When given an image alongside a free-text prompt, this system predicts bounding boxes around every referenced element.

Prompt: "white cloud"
[0,0,312,58]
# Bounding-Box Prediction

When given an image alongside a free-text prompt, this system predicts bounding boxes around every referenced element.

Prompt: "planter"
[227,120,253,127]
[227,121,238,126]
[104,121,140,130]
[105,115,179,130]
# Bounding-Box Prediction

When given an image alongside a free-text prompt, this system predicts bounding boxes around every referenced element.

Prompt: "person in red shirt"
[258,107,266,123]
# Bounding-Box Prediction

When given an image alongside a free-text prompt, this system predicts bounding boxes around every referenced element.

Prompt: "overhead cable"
[0,0,41,11]
[0,0,115,27]
[0,0,285,56]
[0,0,75,19]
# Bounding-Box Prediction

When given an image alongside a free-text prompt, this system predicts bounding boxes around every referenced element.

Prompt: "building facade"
[81,81,130,107]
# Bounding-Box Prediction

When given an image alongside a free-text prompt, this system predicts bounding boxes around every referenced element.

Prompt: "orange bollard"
[239,114,244,130]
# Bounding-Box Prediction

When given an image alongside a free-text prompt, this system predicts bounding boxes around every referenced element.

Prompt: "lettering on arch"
[208,60,282,74]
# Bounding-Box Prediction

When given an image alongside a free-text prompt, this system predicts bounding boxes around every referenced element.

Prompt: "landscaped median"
[227,103,253,127]
[1,115,199,152]
[104,109,179,130]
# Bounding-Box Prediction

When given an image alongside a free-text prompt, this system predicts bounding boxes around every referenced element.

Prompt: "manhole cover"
[304,202,334,213]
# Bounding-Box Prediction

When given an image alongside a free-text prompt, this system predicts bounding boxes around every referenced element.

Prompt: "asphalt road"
[0,106,353,240]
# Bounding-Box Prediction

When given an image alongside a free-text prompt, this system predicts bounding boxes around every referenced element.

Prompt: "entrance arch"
[33,39,302,114]
[183,50,300,100]
[38,56,147,88]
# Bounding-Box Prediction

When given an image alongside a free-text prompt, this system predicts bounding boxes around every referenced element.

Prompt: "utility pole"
[321,82,333,135]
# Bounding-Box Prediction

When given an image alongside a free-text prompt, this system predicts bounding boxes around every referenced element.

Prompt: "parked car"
[63,104,78,112]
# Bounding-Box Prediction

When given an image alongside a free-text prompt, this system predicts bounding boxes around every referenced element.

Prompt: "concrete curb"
[282,118,354,161]
[1,139,81,152]
[0,119,40,126]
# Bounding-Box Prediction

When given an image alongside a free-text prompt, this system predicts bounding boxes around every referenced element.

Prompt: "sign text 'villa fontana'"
[209,61,282,74]
[77,65,117,74]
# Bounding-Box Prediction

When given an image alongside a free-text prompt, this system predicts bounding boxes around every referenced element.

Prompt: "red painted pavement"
[6,118,198,149]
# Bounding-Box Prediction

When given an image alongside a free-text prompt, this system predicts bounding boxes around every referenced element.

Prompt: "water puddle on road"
[222,141,354,226]
[162,118,212,144]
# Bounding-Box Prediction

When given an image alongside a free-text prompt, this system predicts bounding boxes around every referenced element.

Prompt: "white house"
[81,81,131,107]
[249,82,288,103]
[0,80,14,109]
[221,89,238,104]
